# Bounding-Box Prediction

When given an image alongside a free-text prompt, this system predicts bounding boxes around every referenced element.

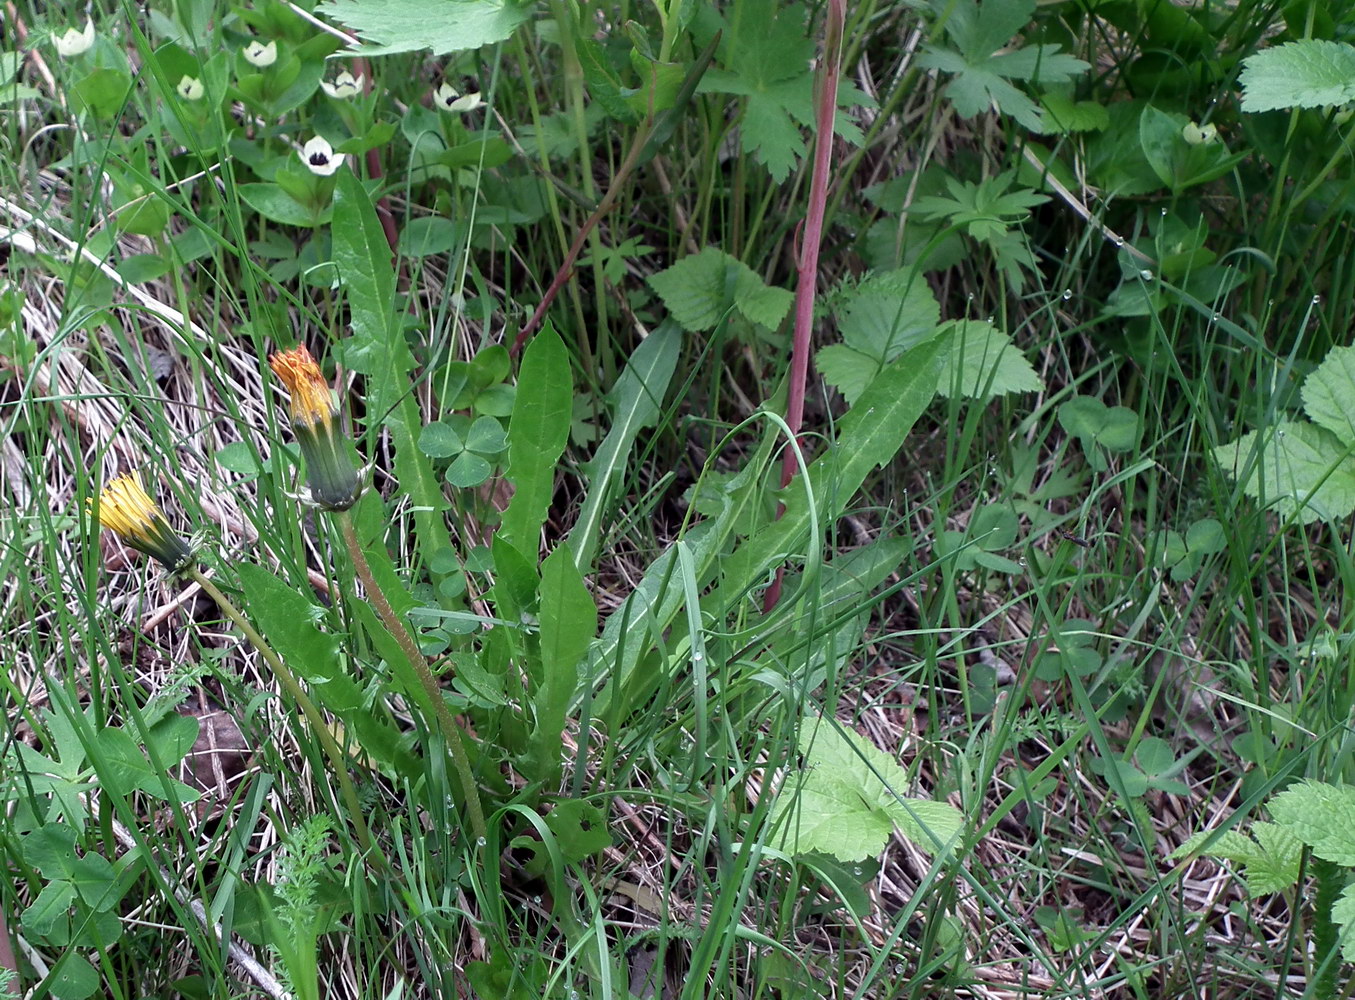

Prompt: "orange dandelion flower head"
[267,344,363,511]
[268,344,338,430]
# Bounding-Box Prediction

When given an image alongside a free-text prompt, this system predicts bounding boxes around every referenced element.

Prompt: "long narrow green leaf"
[708,338,942,614]
[569,322,681,571]
[525,547,597,784]
[331,169,452,565]
[591,339,941,719]
[500,324,573,552]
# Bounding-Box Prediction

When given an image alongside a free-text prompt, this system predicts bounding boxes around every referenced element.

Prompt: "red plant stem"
[763,0,846,614]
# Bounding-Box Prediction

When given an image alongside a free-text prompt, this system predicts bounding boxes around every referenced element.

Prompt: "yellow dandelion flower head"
[87,471,194,570]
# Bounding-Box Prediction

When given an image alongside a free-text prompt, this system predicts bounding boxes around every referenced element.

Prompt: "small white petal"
[448,91,484,113]
[300,136,345,176]
[177,75,205,101]
[54,19,95,57]
[243,40,278,68]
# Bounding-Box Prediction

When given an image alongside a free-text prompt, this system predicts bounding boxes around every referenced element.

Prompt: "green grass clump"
[5,1,1355,998]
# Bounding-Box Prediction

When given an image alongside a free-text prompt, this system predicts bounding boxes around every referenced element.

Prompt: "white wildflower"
[54,19,95,57]
[434,82,484,114]
[243,40,278,68]
[299,136,344,176]
[177,76,205,101]
[321,70,364,100]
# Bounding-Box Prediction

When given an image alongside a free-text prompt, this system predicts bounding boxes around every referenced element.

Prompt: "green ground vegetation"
[5,0,1355,998]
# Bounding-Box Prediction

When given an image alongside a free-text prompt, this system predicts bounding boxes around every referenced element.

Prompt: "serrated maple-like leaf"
[1334,883,1355,962]
[1240,40,1355,113]
[769,721,964,862]
[834,271,941,361]
[918,0,1088,130]
[816,343,879,405]
[318,0,532,56]
[1245,822,1303,896]
[648,247,792,332]
[697,0,864,181]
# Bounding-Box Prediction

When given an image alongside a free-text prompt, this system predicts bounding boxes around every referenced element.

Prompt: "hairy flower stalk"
[89,471,195,571]
[268,345,363,510]
[266,344,487,844]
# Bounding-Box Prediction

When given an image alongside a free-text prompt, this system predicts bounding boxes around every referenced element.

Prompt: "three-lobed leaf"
[649,247,793,333]
[771,722,964,861]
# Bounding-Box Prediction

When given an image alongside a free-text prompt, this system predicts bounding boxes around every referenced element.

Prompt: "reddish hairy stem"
[763,0,847,614]
[510,119,652,356]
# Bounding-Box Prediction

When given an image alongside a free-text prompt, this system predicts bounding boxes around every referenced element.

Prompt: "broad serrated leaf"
[1213,420,1355,523]
[649,247,791,332]
[1240,40,1355,113]
[1040,92,1108,133]
[318,0,532,56]
[1302,344,1355,444]
[816,343,878,405]
[773,770,897,861]
[934,319,1043,399]
[1245,821,1303,895]
[1170,828,1258,862]
[1270,780,1355,866]
[836,270,941,359]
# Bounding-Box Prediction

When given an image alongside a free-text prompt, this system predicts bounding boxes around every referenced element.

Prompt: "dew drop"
[1138,269,1152,280]
[1113,237,1125,247]
[853,866,863,876]
[692,652,704,663]
[1211,313,1221,323]
[533,895,542,904]
[1018,557,1027,567]
[476,836,487,847]
[1313,295,1322,305]
[1061,289,1072,300]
